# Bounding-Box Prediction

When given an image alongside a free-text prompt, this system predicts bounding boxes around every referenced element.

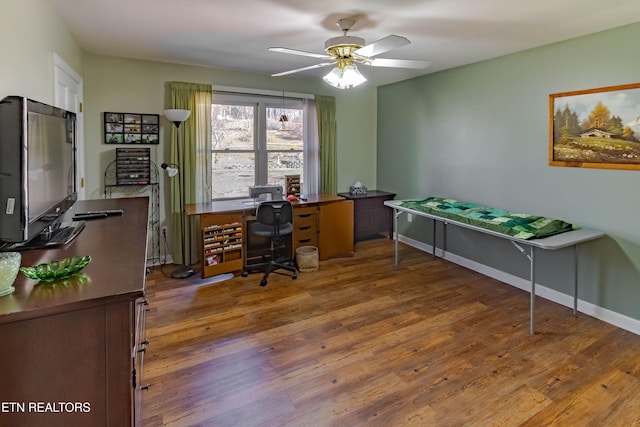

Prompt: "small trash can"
[296,246,319,272]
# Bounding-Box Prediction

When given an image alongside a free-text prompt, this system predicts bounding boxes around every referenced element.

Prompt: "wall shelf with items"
[104,156,160,266]
[115,147,151,185]
[200,213,244,277]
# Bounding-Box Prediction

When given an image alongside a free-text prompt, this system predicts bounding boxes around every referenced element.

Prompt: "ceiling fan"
[269,18,430,89]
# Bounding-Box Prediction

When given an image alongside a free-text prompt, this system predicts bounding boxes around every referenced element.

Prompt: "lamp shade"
[323,67,343,88]
[323,65,367,89]
[164,109,191,123]
[161,162,179,177]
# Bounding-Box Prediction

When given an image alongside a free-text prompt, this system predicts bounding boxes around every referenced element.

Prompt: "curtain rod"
[212,85,314,100]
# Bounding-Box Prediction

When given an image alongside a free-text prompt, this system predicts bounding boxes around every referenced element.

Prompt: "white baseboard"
[396,233,640,336]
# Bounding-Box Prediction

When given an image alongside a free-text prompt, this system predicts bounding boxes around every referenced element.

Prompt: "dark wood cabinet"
[0,198,149,427]
[338,190,396,242]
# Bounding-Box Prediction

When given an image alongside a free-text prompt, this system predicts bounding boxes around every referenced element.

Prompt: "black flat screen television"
[0,96,84,250]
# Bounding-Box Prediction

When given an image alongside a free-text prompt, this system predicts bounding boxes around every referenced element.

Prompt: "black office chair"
[244,200,297,286]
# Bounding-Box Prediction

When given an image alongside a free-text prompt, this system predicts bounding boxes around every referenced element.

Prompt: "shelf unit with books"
[200,213,244,276]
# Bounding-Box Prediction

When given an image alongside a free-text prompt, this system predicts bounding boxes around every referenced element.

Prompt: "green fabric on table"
[398,197,577,240]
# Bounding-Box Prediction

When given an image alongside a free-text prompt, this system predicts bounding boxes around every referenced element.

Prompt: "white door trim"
[53,53,85,199]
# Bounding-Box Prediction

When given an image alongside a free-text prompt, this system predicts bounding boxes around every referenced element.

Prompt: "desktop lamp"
[163,108,194,279]
[161,163,178,177]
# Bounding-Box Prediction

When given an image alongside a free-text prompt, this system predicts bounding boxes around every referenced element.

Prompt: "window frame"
[211,91,304,200]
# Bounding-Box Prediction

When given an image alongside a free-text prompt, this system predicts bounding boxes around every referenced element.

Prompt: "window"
[211,93,305,199]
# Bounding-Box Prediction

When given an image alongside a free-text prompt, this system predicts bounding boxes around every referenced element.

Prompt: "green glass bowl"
[20,255,91,282]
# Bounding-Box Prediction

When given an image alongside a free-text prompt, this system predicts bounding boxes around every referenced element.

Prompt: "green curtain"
[168,82,212,265]
[314,95,337,194]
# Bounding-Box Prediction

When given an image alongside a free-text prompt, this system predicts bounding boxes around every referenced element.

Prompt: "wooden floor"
[141,238,640,426]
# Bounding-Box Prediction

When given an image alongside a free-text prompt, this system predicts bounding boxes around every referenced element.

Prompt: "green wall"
[377,22,640,323]
[0,0,84,103]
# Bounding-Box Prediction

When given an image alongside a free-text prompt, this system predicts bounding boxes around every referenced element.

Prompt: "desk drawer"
[294,206,318,220]
[293,233,317,252]
[293,221,318,248]
[295,216,316,231]
[293,206,318,252]
[294,227,317,243]
[293,206,318,230]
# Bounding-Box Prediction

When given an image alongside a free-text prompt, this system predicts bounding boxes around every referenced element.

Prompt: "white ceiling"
[50,0,640,88]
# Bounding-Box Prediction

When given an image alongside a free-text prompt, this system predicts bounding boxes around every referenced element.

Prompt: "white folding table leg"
[393,209,401,266]
[511,241,536,334]
[432,219,437,258]
[530,245,536,334]
[573,245,578,315]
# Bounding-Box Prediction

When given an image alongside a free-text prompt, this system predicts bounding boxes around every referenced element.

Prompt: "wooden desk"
[0,197,149,427]
[185,193,354,278]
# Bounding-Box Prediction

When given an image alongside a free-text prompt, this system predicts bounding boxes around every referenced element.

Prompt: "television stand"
[7,221,86,251]
[0,197,148,426]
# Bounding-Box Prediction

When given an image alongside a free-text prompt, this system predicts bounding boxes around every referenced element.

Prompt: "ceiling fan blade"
[354,35,410,58]
[269,47,331,59]
[272,62,335,77]
[369,58,431,69]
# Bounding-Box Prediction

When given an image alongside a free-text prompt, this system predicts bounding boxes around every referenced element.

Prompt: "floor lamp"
[164,108,194,279]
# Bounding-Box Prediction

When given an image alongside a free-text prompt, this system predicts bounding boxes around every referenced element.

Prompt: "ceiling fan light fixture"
[343,65,367,87]
[325,37,365,53]
[322,67,343,87]
[323,64,367,89]
[270,18,427,85]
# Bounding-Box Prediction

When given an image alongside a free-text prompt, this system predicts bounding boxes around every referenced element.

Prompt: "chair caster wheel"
[292,274,297,280]
[260,278,267,286]
[242,271,248,277]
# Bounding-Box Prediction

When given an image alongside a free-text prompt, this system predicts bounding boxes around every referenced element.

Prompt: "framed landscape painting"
[549,82,640,170]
